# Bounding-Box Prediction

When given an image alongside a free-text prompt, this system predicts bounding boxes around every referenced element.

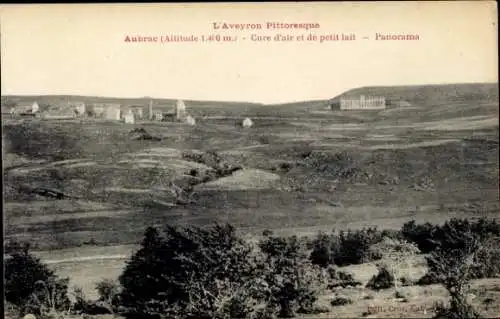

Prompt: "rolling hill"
[2,81,499,251]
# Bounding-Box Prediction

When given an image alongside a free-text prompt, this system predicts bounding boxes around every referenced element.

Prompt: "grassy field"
[2,82,500,315]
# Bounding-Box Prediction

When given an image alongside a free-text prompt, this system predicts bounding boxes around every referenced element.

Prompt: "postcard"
[1,2,499,319]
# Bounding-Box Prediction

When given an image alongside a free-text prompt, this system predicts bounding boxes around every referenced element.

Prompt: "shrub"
[394,290,406,299]
[72,286,91,314]
[262,229,274,237]
[366,265,395,291]
[95,279,121,312]
[119,224,257,319]
[417,219,500,285]
[399,276,414,287]
[326,266,362,289]
[181,150,241,179]
[368,237,420,290]
[4,242,70,317]
[334,228,385,266]
[330,297,352,307]
[309,228,386,268]
[258,235,327,317]
[433,300,481,319]
[309,232,338,267]
[401,218,500,254]
[425,230,484,319]
[401,220,438,253]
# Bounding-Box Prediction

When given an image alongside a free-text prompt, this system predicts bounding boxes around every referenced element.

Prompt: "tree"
[119,224,257,318]
[259,235,327,317]
[368,237,420,290]
[95,279,121,311]
[4,242,70,317]
[426,229,484,319]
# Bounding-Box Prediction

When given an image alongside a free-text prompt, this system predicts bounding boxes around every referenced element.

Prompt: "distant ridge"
[330,82,499,105]
[0,95,264,107]
[2,83,497,115]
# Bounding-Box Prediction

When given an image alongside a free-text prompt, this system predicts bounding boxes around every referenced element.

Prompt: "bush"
[366,265,395,291]
[119,224,257,319]
[181,150,241,179]
[309,232,338,267]
[4,242,70,317]
[334,228,385,266]
[262,229,274,237]
[95,279,121,312]
[326,266,362,289]
[417,219,500,285]
[258,235,327,317]
[401,220,438,253]
[433,300,481,319]
[399,276,414,287]
[309,228,387,268]
[330,297,353,307]
[401,218,500,254]
[424,230,484,319]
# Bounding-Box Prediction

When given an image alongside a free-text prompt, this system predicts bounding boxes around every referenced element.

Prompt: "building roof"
[64,101,86,108]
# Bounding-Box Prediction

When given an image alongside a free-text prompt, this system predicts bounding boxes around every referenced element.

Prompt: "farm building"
[42,110,76,120]
[66,101,86,116]
[131,106,144,119]
[89,103,122,120]
[89,104,105,118]
[102,104,121,120]
[120,106,134,120]
[162,113,176,121]
[152,111,163,121]
[123,113,135,124]
[332,95,386,110]
[11,101,40,116]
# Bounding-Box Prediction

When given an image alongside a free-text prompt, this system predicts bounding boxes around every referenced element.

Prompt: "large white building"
[339,95,386,110]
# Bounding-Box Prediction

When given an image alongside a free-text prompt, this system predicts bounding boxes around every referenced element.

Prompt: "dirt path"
[43,254,129,265]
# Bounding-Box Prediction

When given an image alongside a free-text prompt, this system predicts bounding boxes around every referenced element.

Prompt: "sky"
[0,2,498,104]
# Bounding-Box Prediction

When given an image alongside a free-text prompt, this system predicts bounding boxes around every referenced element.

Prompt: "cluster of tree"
[4,217,500,319]
[309,227,402,267]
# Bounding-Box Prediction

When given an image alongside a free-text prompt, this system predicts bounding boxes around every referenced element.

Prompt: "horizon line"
[2,81,498,106]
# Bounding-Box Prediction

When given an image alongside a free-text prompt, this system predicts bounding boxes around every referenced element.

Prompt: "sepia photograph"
[1,2,499,319]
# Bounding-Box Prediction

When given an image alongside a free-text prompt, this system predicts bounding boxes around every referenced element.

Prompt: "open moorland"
[3,82,500,318]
